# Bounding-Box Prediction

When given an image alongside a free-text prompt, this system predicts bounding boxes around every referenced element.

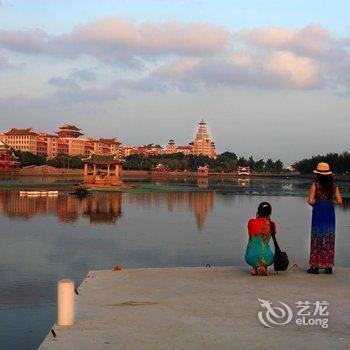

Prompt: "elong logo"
[258,298,329,329]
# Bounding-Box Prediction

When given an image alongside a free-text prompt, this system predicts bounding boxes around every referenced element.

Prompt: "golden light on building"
[191,120,216,158]
[165,120,216,158]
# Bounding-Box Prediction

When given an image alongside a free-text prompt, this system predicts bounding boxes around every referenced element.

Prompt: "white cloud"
[1,20,350,91]
[264,51,322,88]
[236,23,334,59]
[0,18,229,63]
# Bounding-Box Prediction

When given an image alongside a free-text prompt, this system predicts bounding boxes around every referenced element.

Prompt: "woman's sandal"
[258,266,269,276]
[325,267,333,274]
[251,267,258,276]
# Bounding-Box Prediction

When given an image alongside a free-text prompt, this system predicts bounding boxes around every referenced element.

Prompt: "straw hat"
[313,162,332,175]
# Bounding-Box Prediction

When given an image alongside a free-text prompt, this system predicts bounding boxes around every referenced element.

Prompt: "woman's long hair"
[257,202,272,218]
[316,174,335,199]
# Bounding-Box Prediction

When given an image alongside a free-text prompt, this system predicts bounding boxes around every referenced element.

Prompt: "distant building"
[2,124,122,160]
[0,140,20,173]
[145,144,163,156]
[150,163,170,173]
[177,145,192,156]
[56,124,83,139]
[56,125,85,156]
[198,165,209,177]
[0,132,6,142]
[99,138,121,154]
[4,128,38,154]
[122,146,138,157]
[191,120,216,158]
[237,166,251,176]
[165,120,216,158]
[165,139,177,154]
[165,139,192,156]
[122,144,163,157]
[0,140,9,155]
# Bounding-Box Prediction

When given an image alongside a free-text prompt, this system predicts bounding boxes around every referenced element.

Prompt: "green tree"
[14,151,46,166]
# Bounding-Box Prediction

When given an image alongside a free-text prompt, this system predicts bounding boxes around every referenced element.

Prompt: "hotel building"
[4,128,38,154]
[1,124,121,160]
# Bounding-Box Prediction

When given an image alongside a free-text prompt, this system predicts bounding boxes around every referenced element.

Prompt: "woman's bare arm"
[334,186,343,205]
[308,182,316,206]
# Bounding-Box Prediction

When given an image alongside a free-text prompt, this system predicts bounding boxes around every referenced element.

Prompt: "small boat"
[19,190,59,197]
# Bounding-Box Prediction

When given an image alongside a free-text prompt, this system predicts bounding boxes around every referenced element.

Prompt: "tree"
[254,159,265,172]
[14,151,46,166]
[265,159,274,173]
[294,152,350,174]
[274,160,284,173]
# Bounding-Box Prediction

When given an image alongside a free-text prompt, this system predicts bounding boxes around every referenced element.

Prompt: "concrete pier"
[39,266,350,350]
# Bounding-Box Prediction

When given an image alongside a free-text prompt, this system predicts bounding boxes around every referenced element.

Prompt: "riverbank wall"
[3,166,350,182]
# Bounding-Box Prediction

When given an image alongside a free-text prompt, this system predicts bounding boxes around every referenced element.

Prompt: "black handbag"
[270,221,289,272]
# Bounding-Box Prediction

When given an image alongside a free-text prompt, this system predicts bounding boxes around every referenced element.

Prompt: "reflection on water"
[0,191,122,224]
[0,178,350,350]
[0,191,215,230]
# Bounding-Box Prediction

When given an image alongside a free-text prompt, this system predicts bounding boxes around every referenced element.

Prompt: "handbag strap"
[269,219,281,252]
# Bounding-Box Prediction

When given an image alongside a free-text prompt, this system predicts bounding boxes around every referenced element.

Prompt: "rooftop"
[99,138,121,146]
[5,128,37,136]
[82,152,124,164]
[58,124,81,131]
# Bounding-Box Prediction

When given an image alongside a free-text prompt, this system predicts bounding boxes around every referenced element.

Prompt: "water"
[0,177,349,349]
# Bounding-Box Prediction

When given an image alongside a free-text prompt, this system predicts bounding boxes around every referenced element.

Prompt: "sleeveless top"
[314,181,336,200]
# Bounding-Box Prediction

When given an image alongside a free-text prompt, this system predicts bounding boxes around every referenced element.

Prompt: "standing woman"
[308,162,342,274]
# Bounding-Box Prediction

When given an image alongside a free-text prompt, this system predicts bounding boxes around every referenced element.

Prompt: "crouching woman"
[245,202,275,276]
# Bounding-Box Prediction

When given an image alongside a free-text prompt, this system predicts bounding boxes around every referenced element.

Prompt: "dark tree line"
[294,152,350,175]
[13,151,84,169]
[124,152,284,173]
[12,150,284,173]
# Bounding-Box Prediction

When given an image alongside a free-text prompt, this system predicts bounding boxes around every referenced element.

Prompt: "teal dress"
[245,217,274,267]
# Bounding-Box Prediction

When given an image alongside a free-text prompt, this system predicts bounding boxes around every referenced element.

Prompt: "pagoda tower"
[191,120,216,158]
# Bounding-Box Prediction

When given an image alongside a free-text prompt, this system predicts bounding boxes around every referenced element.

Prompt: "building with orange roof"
[4,128,38,154]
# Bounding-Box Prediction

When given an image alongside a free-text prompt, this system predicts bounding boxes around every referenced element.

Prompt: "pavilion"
[0,141,20,174]
[82,152,124,187]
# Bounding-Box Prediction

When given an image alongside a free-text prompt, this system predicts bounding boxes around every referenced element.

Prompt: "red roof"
[99,138,121,146]
[5,128,37,136]
[59,124,81,131]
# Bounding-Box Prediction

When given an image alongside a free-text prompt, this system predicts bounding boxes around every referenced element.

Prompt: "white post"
[57,279,75,326]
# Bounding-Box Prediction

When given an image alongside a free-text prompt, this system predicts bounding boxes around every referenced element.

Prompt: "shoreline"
[1,168,349,182]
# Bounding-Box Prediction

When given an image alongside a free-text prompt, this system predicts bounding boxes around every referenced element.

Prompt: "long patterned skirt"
[309,199,335,268]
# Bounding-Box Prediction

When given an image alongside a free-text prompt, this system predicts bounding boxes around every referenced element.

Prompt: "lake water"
[0,177,349,349]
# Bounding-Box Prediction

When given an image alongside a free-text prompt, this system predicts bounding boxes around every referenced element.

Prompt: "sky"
[1,0,350,163]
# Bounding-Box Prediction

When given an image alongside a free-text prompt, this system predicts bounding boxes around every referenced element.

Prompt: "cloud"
[55,86,122,103]
[48,76,80,89]
[70,68,97,82]
[0,54,12,69]
[236,23,335,59]
[147,50,322,90]
[1,19,350,91]
[264,51,321,88]
[0,28,50,54]
[0,18,229,65]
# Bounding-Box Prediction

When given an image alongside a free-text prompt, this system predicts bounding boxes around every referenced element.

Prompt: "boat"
[19,190,59,197]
